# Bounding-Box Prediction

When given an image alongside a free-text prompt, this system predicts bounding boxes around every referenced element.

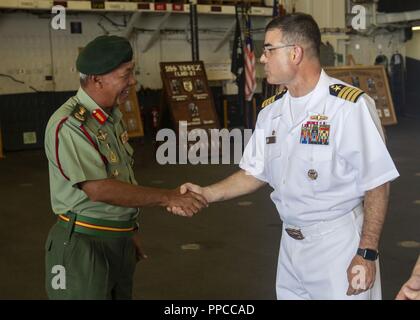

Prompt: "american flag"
[244,12,256,102]
[272,0,279,17]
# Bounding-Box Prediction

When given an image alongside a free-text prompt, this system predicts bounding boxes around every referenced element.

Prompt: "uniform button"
[282,180,286,184]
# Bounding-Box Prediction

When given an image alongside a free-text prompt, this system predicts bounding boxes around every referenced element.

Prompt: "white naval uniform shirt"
[240,70,399,227]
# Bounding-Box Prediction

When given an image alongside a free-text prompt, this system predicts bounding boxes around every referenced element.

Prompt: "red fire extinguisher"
[151,106,159,132]
[151,106,159,155]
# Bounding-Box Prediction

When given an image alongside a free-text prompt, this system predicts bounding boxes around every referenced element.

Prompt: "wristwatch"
[357,248,379,261]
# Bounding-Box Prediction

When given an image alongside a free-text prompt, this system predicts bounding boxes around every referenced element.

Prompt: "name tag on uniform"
[300,121,330,145]
[266,130,276,144]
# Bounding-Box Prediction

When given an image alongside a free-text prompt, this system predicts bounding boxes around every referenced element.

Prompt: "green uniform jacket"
[44,88,138,222]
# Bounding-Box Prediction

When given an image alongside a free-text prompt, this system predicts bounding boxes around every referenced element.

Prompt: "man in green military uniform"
[44,35,207,299]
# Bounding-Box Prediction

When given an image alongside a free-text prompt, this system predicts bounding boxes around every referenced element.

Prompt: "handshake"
[164,183,213,217]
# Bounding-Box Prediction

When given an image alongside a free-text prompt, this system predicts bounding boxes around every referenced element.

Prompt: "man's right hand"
[167,183,213,216]
[164,187,208,217]
[167,171,263,215]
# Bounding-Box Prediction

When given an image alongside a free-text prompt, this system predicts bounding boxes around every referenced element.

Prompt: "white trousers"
[276,205,382,300]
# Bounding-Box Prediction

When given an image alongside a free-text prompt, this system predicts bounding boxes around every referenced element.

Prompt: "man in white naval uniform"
[171,13,400,299]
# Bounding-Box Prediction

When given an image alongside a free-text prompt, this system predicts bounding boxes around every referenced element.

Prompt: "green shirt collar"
[76,87,122,125]
[76,87,105,114]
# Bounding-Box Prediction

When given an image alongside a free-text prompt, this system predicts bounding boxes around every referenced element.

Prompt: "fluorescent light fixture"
[412,26,420,31]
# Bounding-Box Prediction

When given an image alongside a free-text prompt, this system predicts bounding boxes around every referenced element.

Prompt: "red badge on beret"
[92,109,108,125]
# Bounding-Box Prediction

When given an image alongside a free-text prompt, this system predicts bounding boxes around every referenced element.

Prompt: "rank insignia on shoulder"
[329,84,364,103]
[261,88,288,108]
[72,105,88,122]
[92,109,108,125]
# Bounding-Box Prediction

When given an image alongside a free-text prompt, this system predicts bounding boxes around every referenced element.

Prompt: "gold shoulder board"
[329,84,364,103]
[261,88,288,109]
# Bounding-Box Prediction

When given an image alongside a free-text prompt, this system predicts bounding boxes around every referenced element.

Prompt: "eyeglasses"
[262,44,295,58]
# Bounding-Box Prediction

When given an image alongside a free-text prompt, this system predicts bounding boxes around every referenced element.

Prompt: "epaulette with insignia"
[261,88,288,109]
[71,104,88,123]
[329,84,364,103]
[92,109,108,125]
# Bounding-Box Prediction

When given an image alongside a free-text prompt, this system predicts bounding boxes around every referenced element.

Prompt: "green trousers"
[45,221,137,300]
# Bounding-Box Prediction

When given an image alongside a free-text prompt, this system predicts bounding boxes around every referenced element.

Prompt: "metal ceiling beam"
[120,12,142,39]
[213,20,236,53]
[376,9,420,24]
[141,12,172,53]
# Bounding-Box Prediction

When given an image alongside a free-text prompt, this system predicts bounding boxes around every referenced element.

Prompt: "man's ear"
[92,75,102,88]
[291,46,304,64]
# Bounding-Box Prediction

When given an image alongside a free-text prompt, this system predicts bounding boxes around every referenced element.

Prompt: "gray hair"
[79,72,90,86]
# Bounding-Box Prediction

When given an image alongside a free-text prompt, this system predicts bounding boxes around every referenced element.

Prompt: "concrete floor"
[0,116,419,300]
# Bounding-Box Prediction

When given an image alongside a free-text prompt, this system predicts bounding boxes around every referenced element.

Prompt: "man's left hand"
[346,255,376,296]
[132,232,147,262]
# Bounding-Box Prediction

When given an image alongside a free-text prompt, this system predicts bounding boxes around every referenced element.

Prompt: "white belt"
[283,204,363,240]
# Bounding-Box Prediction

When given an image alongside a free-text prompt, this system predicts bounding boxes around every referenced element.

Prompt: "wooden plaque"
[118,86,144,138]
[160,61,221,131]
[325,66,397,126]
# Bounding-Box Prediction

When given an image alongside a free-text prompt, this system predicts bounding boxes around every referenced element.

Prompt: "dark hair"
[265,13,321,58]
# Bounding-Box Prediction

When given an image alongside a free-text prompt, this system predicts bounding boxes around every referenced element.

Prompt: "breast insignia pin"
[308,169,318,180]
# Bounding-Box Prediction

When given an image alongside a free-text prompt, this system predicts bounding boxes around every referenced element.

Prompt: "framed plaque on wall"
[325,65,397,126]
[160,61,221,132]
[118,85,144,138]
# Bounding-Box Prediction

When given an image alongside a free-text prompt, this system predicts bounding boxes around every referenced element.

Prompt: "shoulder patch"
[71,104,88,123]
[92,108,108,125]
[261,88,288,108]
[329,84,364,103]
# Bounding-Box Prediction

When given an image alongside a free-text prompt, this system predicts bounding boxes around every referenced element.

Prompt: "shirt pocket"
[107,163,129,182]
[291,146,333,192]
[309,147,333,191]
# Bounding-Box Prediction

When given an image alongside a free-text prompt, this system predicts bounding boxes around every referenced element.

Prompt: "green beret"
[76,35,133,75]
